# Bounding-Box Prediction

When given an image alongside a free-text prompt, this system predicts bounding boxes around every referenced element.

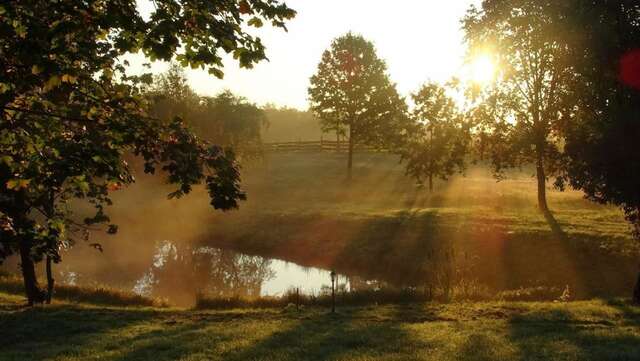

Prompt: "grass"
[3,152,636,302]
[0,276,161,308]
[1,290,640,361]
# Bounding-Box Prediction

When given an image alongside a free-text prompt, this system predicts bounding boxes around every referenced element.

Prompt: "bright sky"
[128,0,481,110]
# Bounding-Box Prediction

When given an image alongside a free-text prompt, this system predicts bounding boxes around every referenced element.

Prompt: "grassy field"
[200,153,639,298]
[2,291,640,361]
[2,152,640,360]
[3,151,636,301]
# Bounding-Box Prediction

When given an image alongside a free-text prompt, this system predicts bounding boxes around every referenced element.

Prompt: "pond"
[125,241,352,306]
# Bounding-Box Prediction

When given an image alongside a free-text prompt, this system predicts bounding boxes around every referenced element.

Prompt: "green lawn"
[2,292,640,361]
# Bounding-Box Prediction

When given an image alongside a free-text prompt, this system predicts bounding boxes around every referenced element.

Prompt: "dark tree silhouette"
[308,33,409,179]
[558,0,640,302]
[401,82,471,192]
[0,0,294,305]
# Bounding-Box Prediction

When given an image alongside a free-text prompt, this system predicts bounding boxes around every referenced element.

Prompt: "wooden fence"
[263,139,383,152]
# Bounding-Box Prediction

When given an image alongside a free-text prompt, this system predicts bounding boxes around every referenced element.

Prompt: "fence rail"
[263,139,384,152]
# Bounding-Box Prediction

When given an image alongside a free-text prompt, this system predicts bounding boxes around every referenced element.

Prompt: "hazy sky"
[129,0,481,110]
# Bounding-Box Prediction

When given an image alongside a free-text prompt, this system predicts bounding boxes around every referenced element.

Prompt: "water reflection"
[133,241,348,306]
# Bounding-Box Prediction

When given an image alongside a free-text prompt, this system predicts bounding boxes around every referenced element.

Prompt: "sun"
[468,54,497,85]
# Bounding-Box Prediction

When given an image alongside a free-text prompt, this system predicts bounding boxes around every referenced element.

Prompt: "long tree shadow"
[223,307,420,361]
[507,308,640,360]
[0,305,163,360]
[542,209,566,238]
[605,298,640,327]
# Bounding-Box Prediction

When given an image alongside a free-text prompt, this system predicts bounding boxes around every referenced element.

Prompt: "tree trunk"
[45,191,55,304]
[336,132,341,152]
[428,174,433,192]
[19,239,43,305]
[45,256,54,304]
[347,126,354,180]
[535,147,549,213]
[633,269,640,304]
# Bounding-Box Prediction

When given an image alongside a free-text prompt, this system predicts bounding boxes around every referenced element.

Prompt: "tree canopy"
[401,82,471,191]
[463,1,574,213]
[308,33,409,178]
[0,0,294,304]
[554,1,640,301]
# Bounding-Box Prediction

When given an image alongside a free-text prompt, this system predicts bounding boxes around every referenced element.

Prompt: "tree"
[0,0,294,305]
[147,63,201,124]
[463,1,573,214]
[308,33,409,179]
[196,91,266,160]
[148,65,266,160]
[401,82,471,192]
[557,0,640,302]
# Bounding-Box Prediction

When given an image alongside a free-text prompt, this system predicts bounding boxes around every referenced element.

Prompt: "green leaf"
[0,83,10,94]
[0,156,12,166]
[248,17,263,28]
[208,67,224,79]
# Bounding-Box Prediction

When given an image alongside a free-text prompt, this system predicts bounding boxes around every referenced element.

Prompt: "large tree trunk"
[19,239,43,306]
[45,256,54,304]
[347,126,354,180]
[535,147,549,213]
[43,191,56,304]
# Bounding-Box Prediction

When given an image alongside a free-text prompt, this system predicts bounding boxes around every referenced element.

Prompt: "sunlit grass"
[1,292,639,361]
[33,152,637,302]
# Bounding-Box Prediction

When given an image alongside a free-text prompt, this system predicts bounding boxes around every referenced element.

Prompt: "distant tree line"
[146,64,267,160]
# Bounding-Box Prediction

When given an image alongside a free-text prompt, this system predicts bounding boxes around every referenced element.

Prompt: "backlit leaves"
[0,0,294,283]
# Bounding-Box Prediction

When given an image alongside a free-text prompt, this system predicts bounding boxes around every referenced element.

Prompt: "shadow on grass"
[606,298,640,327]
[507,308,640,360]
[200,207,637,300]
[224,308,417,361]
[0,305,162,360]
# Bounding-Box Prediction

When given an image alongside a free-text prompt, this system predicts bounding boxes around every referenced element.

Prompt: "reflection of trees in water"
[134,241,275,306]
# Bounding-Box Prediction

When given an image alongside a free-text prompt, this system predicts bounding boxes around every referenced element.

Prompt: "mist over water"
[1,153,636,304]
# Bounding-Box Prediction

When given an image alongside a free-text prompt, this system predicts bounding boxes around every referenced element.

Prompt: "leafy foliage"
[308,33,410,176]
[401,82,471,191]
[0,0,294,303]
[559,0,640,238]
[147,64,266,160]
[463,1,575,211]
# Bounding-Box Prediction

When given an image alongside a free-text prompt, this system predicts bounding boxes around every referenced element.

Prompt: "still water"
[125,241,350,305]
